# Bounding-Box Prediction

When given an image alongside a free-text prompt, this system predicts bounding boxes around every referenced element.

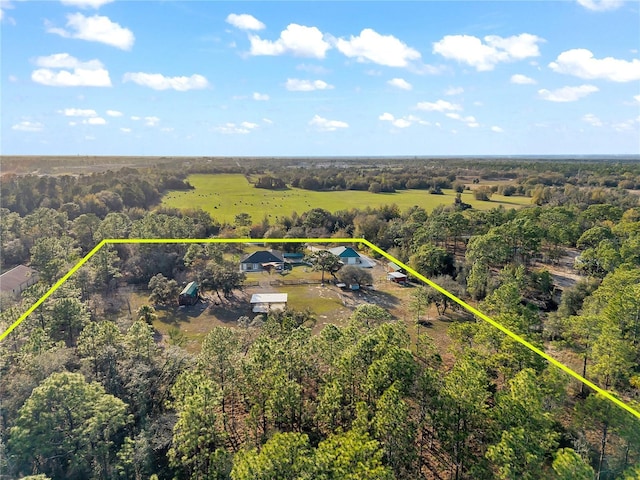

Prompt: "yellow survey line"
[360,239,640,420]
[0,240,107,343]
[0,238,355,343]
[1,236,638,420]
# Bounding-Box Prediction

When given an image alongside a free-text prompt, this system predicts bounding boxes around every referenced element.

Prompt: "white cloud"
[446,113,478,127]
[415,99,462,112]
[445,86,464,95]
[538,84,599,102]
[262,118,273,124]
[549,49,640,82]
[387,78,412,90]
[634,94,640,104]
[582,113,603,126]
[612,119,636,131]
[378,112,427,128]
[309,114,348,132]
[34,53,90,69]
[60,108,97,117]
[120,127,131,133]
[491,126,504,133]
[392,118,412,128]
[511,73,537,84]
[365,69,382,76]
[60,0,115,8]
[130,116,140,121]
[47,13,134,50]
[31,53,111,87]
[249,24,331,59]
[285,78,334,91]
[84,117,106,125]
[8,75,18,82]
[225,13,265,31]
[123,72,209,91]
[144,116,160,126]
[69,121,77,126]
[59,111,106,125]
[12,121,44,132]
[335,28,420,67]
[214,122,253,134]
[576,0,624,11]
[252,92,269,101]
[240,121,259,129]
[433,33,543,71]
[161,127,174,132]
[106,109,122,117]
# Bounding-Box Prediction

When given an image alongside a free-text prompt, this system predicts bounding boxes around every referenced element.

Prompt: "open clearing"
[162,174,530,223]
[126,262,453,358]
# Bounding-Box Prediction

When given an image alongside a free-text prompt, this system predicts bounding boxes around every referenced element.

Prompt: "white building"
[250,293,288,313]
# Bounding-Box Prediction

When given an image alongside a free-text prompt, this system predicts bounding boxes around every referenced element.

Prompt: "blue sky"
[2,0,639,156]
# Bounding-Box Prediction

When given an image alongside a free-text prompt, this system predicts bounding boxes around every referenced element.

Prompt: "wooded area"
[1,156,639,479]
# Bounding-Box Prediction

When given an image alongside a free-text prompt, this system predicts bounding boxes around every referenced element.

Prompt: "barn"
[179,281,199,306]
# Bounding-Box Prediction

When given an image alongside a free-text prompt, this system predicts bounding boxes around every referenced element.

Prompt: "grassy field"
[124,259,459,361]
[162,174,530,224]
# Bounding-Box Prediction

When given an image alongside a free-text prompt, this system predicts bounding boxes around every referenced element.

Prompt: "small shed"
[387,261,405,274]
[250,293,288,313]
[387,271,408,285]
[0,265,39,297]
[179,281,199,306]
[283,252,305,265]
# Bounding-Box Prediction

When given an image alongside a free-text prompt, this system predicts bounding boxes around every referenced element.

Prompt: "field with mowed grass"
[162,174,531,223]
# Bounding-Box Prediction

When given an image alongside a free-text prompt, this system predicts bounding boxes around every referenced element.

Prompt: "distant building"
[387,271,408,285]
[250,293,288,313]
[179,281,199,306]
[240,250,285,272]
[0,265,39,297]
[283,252,305,265]
[328,246,362,265]
[328,246,376,267]
[387,261,405,274]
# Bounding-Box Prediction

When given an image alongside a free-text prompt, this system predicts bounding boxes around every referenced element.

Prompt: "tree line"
[1,158,640,479]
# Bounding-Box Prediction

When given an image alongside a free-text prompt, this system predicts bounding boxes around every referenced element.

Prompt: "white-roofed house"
[250,293,288,313]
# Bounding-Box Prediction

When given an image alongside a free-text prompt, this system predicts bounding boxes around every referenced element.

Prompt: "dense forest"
[1,157,639,480]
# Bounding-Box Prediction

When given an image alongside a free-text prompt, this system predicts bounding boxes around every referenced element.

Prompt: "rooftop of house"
[0,265,38,293]
[241,250,285,264]
[328,246,360,257]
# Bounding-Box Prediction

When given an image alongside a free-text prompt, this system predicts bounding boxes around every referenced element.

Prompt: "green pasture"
[162,174,530,224]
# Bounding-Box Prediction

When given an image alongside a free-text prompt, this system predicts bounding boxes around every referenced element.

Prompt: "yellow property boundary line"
[1,237,638,420]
